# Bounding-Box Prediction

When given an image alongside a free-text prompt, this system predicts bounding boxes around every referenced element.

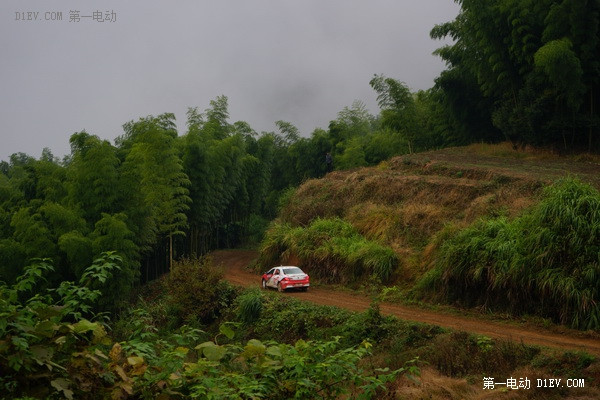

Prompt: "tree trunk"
[589,88,594,153]
[192,225,197,256]
[169,232,173,271]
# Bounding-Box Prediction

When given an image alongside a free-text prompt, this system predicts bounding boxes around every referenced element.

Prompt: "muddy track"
[212,249,600,355]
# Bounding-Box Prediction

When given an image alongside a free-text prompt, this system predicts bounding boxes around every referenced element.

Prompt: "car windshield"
[283,267,304,275]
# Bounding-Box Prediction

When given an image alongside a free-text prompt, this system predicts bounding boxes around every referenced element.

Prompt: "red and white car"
[261,266,310,292]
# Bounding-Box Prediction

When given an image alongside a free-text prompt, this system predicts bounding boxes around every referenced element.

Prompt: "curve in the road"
[211,249,600,355]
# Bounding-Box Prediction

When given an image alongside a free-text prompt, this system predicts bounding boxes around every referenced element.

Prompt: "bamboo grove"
[0,90,435,312]
[431,0,600,149]
[2,0,600,314]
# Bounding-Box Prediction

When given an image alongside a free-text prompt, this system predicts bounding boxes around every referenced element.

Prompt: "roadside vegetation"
[419,178,600,330]
[265,148,600,332]
[258,217,399,284]
[0,256,404,399]
[3,0,600,397]
[3,255,598,399]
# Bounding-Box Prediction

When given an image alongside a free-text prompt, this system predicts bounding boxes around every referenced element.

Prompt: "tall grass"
[418,178,600,330]
[236,288,264,324]
[258,217,399,283]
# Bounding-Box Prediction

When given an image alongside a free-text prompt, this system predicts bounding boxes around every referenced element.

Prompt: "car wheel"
[261,279,267,289]
[301,287,308,292]
[277,282,284,292]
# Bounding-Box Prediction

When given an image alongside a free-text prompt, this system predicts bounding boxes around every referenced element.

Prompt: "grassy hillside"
[261,143,600,328]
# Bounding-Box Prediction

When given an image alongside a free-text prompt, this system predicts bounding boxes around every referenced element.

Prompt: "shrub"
[2,253,408,399]
[252,295,354,343]
[0,253,121,398]
[340,302,393,345]
[258,217,400,283]
[531,351,595,377]
[165,257,237,324]
[236,288,264,324]
[419,178,600,329]
[173,335,404,399]
[425,331,539,378]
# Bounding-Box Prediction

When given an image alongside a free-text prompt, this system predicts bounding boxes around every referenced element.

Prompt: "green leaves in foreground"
[1,251,412,399]
[109,320,405,399]
[179,336,403,400]
[0,252,121,398]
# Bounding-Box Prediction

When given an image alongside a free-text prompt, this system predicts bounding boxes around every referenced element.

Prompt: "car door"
[263,268,275,288]
[268,268,281,288]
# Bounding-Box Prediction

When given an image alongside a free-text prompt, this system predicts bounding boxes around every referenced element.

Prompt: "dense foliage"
[419,178,600,330]
[0,255,410,399]
[0,86,436,300]
[5,0,599,291]
[3,3,600,397]
[259,218,399,283]
[164,258,236,325]
[431,0,600,150]
[0,252,122,398]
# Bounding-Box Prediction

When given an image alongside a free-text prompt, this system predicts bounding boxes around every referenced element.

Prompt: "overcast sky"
[0,0,459,162]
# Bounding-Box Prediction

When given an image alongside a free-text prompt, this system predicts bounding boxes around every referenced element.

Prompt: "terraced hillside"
[260,143,600,330]
[280,144,600,279]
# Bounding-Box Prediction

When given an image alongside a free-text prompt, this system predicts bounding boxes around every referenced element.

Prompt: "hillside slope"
[278,143,600,282]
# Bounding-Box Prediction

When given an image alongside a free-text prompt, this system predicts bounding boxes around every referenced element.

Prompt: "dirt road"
[212,249,600,355]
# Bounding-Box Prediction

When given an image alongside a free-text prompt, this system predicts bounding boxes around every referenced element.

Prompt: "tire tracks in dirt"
[211,249,600,355]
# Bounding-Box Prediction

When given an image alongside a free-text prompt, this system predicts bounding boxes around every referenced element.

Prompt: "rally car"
[261,266,310,292]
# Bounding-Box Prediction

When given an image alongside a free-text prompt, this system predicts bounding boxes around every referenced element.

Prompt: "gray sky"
[0,0,459,162]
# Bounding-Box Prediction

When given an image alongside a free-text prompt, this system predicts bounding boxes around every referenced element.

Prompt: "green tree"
[10,207,57,263]
[182,119,250,251]
[275,120,300,144]
[38,201,91,278]
[289,128,331,181]
[542,0,600,150]
[364,129,410,164]
[336,136,368,169]
[90,213,139,310]
[57,231,93,279]
[431,0,600,150]
[66,132,122,224]
[32,149,67,203]
[122,114,191,271]
[206,95,231,136]
[0,239,26,284]
[370,75,421,153]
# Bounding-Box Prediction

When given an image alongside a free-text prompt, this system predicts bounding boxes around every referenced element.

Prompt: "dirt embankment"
[212,249,600,356]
